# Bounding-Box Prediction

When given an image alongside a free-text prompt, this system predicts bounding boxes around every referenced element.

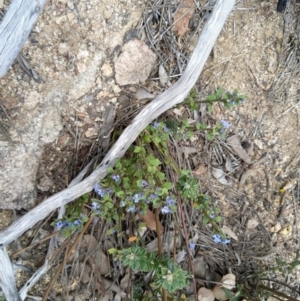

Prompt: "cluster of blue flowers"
[212,234,231,245]
[153,121,169,133]
[93,174,176,215]
[56,219,82,230]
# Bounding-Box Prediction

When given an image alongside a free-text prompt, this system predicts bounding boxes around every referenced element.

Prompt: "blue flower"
[166,196,175,206]
[133,193,140,203]
[127,206,136,213]
[161,206,171,214]
[56,221,64,230]
[141,180,149,187]
[221,120,231,129]
[221,238,231,244]
[74,220,81,226]
[209,213,216,218]
[212,234,231,245]
[154,121,160,129]
[111,174,120,182]
[189,242,196,250]
[149,193,158,199]
[92,202,100,211]
[94,183,105,197]
[106,188,113,194]
[120,200,126,207]
[163,126,169,133]
[230,99,235,105]
[212,234,222,243]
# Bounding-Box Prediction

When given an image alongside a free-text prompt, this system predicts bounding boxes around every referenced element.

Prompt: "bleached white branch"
[0,0,47,77]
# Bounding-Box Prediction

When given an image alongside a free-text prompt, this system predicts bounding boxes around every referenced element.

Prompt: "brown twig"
[177,194,198,301]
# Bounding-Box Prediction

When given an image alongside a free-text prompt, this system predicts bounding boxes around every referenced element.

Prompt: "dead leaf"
[227,135,252,164]
[179,146,198,155]
[221,273,236,290]
[225,157,233,172]
[83,234,98,255]
[213,286,232,300]
[120,272,130,290]
[176,250,187,264]
[194,164,207,175]
[173,0,195,37]
[198,287,215,301]
[193,256,207,279]
[138,209,164,234]
[135,87,155,100]
[96,249,110,276]
[146,231,180,252]
[159,63,170,87]
[128,236,137,242]
[222,226,238,241]
[173,107,184,116]
[212,168,234,186]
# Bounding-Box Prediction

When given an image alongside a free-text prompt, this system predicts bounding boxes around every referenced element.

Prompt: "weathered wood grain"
[0,0,47,78]
[0,0,236,248]
[0,247,22,301]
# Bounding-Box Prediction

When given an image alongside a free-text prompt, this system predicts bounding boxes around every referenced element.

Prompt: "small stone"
[113,85,121,93]
[37,176,53,192]
[67,1,74,9]
[85,128,98,138]
[128,86,137,93]
[76,62,86,73]
[58,43,70,55]
[101,63,113,77]
[246,218,259,229]
[270,222,281,233]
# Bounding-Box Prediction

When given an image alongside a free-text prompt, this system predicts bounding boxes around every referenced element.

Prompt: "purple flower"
[166,196,175,206]
[127,206,136,213]
[212,234,222,243]
[221,120,231,129]
[154,121,160,129]
[74,220,81,226]
[163,126,169,133]
[94,183,105,197]
[92,202,100,211]
[209,213,216,218]
[120,200,126,207]
[161,206,171,214]
[111,174,120,182]
[230,99,235,105]
[189,242,196,250]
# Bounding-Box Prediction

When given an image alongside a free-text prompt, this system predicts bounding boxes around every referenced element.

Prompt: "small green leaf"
[206,94,216,101]
[134,146,142,153]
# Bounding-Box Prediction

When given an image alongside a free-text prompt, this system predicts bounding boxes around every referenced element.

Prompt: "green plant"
[109,244,191,293]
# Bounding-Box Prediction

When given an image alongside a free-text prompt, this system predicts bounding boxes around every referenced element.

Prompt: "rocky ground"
[1,0,300,300]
